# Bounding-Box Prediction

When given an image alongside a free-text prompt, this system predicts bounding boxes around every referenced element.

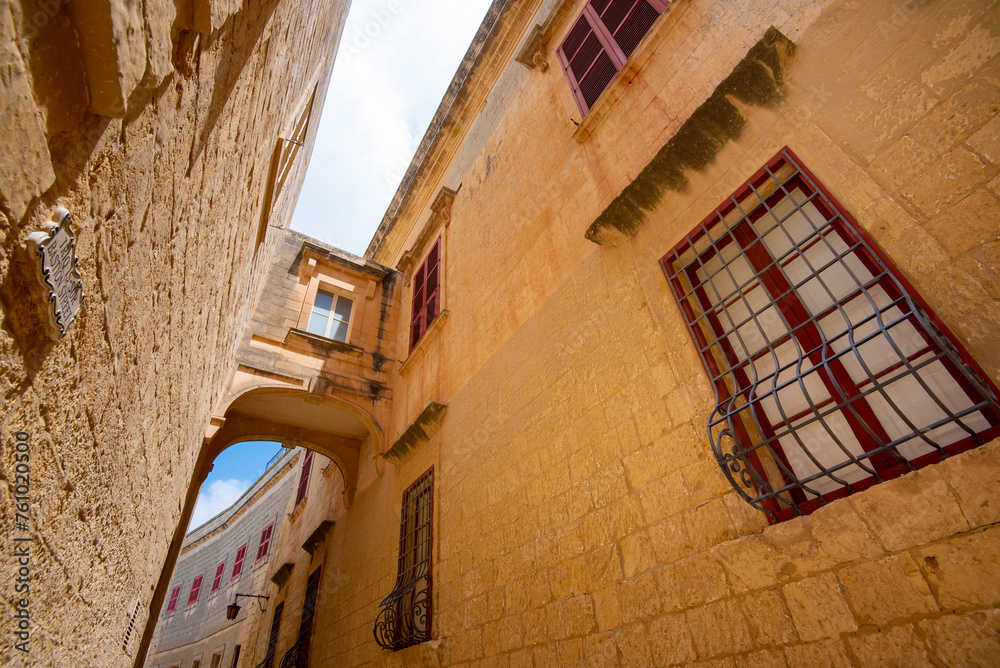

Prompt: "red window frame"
[165,586,180,614]
[295,450,314,506]
[661,147,1000,522]
[231,543,247,580]
[256,523,274,562]
[557,0,669,115]
[211,561,225,594]
[409,237,442,351]
[188,574,204,605]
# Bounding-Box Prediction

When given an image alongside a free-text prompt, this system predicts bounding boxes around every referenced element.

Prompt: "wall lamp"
[226,593,270,620]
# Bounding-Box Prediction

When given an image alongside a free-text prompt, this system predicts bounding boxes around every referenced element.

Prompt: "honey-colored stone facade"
[0,0,348,666]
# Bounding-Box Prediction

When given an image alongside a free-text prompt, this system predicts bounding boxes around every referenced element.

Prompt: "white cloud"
[190,478,251,529]
[290,0,495,256]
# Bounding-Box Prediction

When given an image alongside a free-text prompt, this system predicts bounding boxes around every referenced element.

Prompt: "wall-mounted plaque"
[27,208,84,339]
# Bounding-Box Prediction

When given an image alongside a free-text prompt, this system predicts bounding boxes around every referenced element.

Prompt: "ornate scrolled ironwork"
[278,640,307,668]
[373,569,430,651]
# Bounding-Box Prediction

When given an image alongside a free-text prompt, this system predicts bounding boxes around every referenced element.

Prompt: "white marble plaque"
[27,208,84,339]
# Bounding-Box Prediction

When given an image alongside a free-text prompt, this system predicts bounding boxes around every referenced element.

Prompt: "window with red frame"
[211,561,225,594]
[557,0,669,115]
[188,575,204,605]
[409,238,442,351]
[256,524,274,562]
[661,147,1000,523]
[295,450,314,506]
[165,586,180,614]
[231,544,247,580]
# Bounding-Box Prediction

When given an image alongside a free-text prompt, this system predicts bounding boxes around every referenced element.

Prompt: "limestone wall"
[348,0,1000,665]
[0,0,348,665]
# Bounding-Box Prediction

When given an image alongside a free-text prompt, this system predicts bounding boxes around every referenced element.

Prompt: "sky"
[289,0,496,256]
[189,1,495,532]
[189,441,284,530]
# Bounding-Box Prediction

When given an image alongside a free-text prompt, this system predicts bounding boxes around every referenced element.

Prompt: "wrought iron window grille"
[374,468,434,651]
[660,147,1000,523]
[277,640,307,668]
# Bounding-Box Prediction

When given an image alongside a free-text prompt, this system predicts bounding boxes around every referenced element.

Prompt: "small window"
[256,524,274,562]
[231,544,247,580]
[557,0,669,115]
[306,290,354,343]
[409,238,442,351]
[265,602,284,666]
[188,574,204,605]
[374,468,434,650]
[165,586,180,614]
[661,148,1000,522]
[211,561,225,594]
[295,450,314,506]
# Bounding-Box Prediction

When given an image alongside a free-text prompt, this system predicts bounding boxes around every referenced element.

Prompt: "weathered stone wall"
[145,448,298,668]
[0,0,348,665]
[350,0,1000,665]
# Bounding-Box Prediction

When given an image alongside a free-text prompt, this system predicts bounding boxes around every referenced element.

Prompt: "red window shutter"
[232,544,247,579]
[558,0,668,115]
[166,586,180,613]
[409,237,443,352]
[256,524,273,561]
[188,575,203,604]
[296,450,314,505]
[211,561,225,593]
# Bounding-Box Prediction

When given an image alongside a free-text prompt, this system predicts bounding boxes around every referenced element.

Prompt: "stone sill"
[384,402,448,463]
[398,310,450,376]
[285,328,365,358]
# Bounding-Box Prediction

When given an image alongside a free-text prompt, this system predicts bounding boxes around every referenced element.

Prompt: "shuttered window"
[231,544,247,580]
[165,586,180,614]
[295,450,314,506]
[661,148,1000,522]
[264,602,283,668]
[256,523,274,562]
[210,561,225,594]
[557,0,669,115]
[187,575,203,605]
[409,238,442,351]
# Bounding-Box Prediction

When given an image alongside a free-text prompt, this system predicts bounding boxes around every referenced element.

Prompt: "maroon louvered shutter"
[296,450,314,506]
[558,0,668,115]
[409,237,442,351]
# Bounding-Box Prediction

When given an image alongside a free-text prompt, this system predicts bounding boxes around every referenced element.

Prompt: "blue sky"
[190,1,495,532]
[190,441,284,530]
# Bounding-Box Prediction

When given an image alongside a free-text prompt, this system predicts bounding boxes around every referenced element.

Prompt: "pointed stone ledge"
[384,402,448,463]
[585,26,796,245]
[270,562,294,588]
[302,520,335,556]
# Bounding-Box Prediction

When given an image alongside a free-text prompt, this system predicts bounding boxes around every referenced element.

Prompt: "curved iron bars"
[661,147,1000,522]
[278,640,307,668]
[373,568,431,651]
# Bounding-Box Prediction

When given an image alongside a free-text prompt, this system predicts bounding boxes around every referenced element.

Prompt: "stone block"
[66,0,147,117]
[685,598,755,658]
[639,473,691,525]
[682,459,734,504]
[192,0,243,34]
[619,530,656,578]
[584,632,619,668]
[782,573,857,642]
[808,497,884,564]
[738,589,798,647]
[939,440,1000,528]
[918,525,1000,609]
[648,613,697,667]
[902,147,993,216]
[685,497,738,551]
[592,587,622,632]
[837,554,938,626]
[782,639,853,668]
[924,189,1000,256]
[968,113,1000,165]
[624,446,660,490]
[848,625,932,668]
[615,623,653,666]
[0,7,55,221]
[735,649,788,668]
[919,610,1000,666]
[713,535,787,593]
[619,572,661,622]
[848,467,969,552]
[656,553,730,611]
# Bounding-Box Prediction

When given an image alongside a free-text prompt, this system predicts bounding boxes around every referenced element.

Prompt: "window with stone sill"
[558,0,669,116]
[188,574,204,605]
[409,238,442,352]
[165,586,180,614]
[232,543,247,580]
[256,523,274,562]
[295,450,314,506]
[660,147,1000,523]
[211,560,225,594]
[373,468,434,651]
[306,289,354,343]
